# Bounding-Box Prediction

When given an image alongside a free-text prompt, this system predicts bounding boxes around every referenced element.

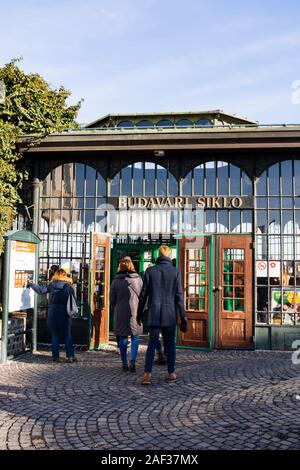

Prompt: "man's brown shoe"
[142,372,152,385]
[166,372,177,383]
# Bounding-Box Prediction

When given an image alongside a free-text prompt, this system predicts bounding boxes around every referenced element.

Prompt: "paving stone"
[0,348,299,449]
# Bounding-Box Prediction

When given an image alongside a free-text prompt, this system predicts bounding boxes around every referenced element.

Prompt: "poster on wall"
[8,241,36,312]
[271,288,300,312]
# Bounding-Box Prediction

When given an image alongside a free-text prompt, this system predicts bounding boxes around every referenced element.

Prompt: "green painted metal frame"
[175,234,214,351]
[1,230,40,364]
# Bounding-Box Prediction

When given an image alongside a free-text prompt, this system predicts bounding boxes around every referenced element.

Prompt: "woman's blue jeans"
[118,335,140,365]
[51,322,74,358]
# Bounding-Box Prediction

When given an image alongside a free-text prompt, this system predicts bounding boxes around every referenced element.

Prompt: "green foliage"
[0,58,82,252]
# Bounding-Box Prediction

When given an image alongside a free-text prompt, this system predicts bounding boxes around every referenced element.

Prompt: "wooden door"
[178,236,212,348]
[218,236,253,349]
[89,234,110,350]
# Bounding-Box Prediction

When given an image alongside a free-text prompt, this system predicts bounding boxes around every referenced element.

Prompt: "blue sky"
[1,0,300,124]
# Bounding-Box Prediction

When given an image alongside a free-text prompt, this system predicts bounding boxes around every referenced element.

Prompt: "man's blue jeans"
[51,321,74,358]
[119,335,140,366]
[145,327,176,374]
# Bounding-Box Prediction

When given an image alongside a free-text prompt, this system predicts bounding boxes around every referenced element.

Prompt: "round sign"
[258,262,267,270]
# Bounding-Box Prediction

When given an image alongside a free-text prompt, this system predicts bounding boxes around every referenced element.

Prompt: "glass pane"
[50,198,61,209]
[235,287,244,298]
[296,262,300,285]
[282,210,293,233]
[63,163,73,197]
[156,119,173,127]
[257,311,268,323]
[176,119,193,127]
[295,211,300,232]
[282,198,293,209]
[205,210,216,232]
[269,197,280,209]
[256,235,267,259]
[136,120,153,127]
[295,161,300,196]
[257,287,268,312]
[52,165,63,197]
[235,300,244,311]
[145,162,155,196]
[269,236,280,259]
[268,164,279,196]
[269,210,280,233]
[242,172,252,196]
[133,162,143,196]
[117,120,134,128]
[224,287,233,297]
[183,171,192,196]
[217,162,228,195]
[256,197,267,209]
[205,162,216,195]
[256,172,267,195]
[224,298,234,311]
[86,198,95,209]
[281,160,293,195]
[257,210,268,233]
[97,174,106,197]
[283,236,294,260]
[121,165,132,196]
[168,172,178,196]
[234,273,244,285]
[42,174,51,197]
[282,261,294,286]
[86,166,96,197]
[194,165,204,195]
[241,210,252,233]
[230,165,241,195]
[230,210,241,232]
[110,173,120,196]
[217,210,229,233]
[75,164,84,197]
[157,165,167,196]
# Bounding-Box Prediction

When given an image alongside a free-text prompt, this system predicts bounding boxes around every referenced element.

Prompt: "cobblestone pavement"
[0,345,300,450]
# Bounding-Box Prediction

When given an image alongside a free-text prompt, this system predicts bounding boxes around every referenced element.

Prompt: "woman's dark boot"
[155,350,167,365]
[129,360,136,372]
[122,364,129,372]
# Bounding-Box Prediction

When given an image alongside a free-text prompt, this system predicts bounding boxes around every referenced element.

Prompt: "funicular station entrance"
[17,111,300,351]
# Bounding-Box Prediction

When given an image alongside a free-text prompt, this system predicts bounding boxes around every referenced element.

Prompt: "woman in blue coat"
[28,268,77,363]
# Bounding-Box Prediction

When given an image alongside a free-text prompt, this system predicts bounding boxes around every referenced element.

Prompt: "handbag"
[66,290,78,318]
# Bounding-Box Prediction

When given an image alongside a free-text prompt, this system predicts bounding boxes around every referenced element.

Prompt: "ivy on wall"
[0,58,82,252]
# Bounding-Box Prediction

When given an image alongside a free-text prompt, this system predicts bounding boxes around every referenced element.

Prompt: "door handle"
[213,286,222,292]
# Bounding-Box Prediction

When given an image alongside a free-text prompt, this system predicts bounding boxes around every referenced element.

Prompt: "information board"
[8,241,36,312]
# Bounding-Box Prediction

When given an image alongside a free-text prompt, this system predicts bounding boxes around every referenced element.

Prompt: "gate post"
[1,238,11,364]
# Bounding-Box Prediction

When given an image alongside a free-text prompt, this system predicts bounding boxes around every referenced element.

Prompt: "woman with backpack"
[110,256,143,372]
[27,268,77,363]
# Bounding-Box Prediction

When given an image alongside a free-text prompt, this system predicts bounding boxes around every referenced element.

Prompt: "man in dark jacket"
[137,245,187,385]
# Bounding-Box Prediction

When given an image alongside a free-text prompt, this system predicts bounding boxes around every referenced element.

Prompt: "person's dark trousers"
[51,322,74,358]
[155,334,166,354]
[145,327,176,374]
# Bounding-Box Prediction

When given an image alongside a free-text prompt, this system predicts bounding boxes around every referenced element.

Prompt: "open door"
[178,236,212,349]
[89,233,110,350]
[217,235,253,349]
